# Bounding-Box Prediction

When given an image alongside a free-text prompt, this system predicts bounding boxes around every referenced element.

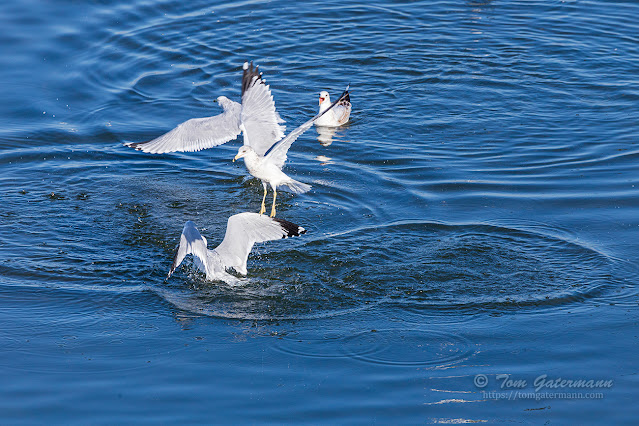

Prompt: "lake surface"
[1,0,638,423]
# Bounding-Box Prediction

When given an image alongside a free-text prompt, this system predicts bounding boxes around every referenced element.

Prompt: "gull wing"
[167,221,210,278]
[332,92,352,125]
[240,62,286,156]
[214,212,306,275]
[265,86,350,169]
[125,98,242,154]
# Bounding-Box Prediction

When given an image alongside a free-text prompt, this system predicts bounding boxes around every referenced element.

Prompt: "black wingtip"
[332,86,350,108]
[337,85,350,104]
[124,141,144,151]
[342,84,351,103]
[242,60,263,97]
[125,141,154,152]
[273,218,307,238]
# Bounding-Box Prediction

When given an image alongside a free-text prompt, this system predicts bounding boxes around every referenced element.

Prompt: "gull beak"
[233,153,241,162]
[319,97,324,105]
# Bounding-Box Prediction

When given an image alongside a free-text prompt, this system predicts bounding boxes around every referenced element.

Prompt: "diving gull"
[167,213,306,283]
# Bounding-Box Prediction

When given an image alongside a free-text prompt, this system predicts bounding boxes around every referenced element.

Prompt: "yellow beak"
[233,154,241,162]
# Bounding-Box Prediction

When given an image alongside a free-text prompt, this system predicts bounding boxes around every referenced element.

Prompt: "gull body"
[167,213,306,284]
[314,90,351,127]
[234,145,311,217]
[234,79,351,217]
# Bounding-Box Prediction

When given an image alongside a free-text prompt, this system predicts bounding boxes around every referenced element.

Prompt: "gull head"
[319,90,330,106]
[233,145,254,162]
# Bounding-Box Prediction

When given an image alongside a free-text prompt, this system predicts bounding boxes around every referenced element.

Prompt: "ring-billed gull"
[124,62,285,155]
[125,61,348,216]
[234,80,350,217]
[167,213,306,283]
[314,90,351,126]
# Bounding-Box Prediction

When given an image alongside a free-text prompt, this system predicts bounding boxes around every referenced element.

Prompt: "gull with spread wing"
[125,61,349,217]
[124,62,285,157]
[167,213,306,283]
[234,82,350,217]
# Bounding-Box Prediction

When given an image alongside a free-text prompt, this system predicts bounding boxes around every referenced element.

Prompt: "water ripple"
[150,220,612,320]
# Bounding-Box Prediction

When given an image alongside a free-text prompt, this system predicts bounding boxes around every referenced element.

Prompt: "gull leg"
[270,188,278,217]
[259,182,267,215]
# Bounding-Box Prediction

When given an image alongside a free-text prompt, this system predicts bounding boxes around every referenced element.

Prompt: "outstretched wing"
[264,86,350,169]
[125,98,242,154]
[167,221,210,278]
[240,62,286,156]
[214,212,306,275]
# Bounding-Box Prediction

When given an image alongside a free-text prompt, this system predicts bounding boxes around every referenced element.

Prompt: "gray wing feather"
[167,221,210,278]
[332,102,352,125]
[240,62,286,156]
[125,100,242,154]
[265,86,350,169]
[214,213,305,275]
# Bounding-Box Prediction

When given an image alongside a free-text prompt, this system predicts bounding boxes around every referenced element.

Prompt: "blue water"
[1,0,638,423]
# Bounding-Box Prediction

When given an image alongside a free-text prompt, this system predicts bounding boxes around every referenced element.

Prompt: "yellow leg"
[259,185,267,215]
[270,188,277,217]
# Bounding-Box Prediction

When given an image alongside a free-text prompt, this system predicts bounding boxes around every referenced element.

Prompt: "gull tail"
[284,179,311,194]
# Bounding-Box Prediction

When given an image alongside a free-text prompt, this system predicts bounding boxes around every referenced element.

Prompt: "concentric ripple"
[271,327,474,368]
[271,329,382,360]
[155,220,612,320]
[343,329,473,367]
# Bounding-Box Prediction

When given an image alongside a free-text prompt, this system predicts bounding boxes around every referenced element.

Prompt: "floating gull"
[234,67,350,216]
[167,213,306,283]
[314,90,351,127]
[124,62,285,155]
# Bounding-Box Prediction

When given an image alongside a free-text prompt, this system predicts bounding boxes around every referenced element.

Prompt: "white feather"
[168,213,305,282]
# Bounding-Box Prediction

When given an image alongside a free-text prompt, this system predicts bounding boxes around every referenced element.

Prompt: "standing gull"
[167,213,306,283]
[124,62,285,156]
[314,90,351,126]
[234,76,350,217]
